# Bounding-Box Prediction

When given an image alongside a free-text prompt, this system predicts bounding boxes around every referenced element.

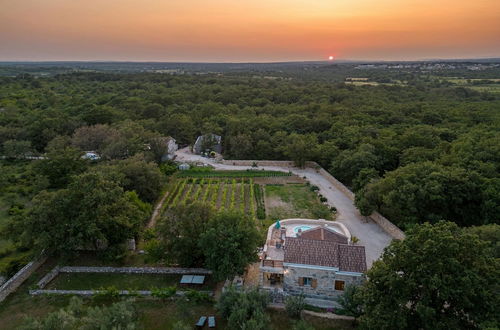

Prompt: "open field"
[264,184,334,220]
[438,77,500,93]
[46,273,216,291]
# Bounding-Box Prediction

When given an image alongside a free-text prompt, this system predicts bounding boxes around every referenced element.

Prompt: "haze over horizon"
[1,0,499,62]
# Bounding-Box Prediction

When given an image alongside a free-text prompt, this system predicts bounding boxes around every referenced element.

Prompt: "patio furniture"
[208,316,216,328]
[196,316,207,328]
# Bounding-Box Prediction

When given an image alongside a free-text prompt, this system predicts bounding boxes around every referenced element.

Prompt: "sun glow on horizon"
[0,0,499,61]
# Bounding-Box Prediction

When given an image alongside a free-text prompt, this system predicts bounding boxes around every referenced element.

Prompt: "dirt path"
[175,147,393,268]
[146,190,169,228]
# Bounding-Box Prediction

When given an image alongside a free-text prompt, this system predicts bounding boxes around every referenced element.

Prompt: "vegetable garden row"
[162,178,259,216]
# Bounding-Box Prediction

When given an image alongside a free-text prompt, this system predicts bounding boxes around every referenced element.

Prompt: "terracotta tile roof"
[299,226,348,244]
[283,237,367,273]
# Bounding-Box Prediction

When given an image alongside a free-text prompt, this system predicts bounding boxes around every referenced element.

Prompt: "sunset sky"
[1,0,499,62]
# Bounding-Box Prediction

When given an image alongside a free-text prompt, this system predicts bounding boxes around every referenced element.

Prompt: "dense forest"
[1,71,499,230]
[0,65,499,329]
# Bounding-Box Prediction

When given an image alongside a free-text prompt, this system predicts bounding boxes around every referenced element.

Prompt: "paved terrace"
[175,148,393,268]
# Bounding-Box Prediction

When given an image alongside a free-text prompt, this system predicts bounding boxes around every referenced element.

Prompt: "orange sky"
[1,0,499,61]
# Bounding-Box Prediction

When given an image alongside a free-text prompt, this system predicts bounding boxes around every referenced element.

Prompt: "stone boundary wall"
[313,165,405,240]
[30,289,213,297]
[369,212,405,240]
[0,256,47,303]
[57,266,212,275]
[221,160,296,168]
[36,266,61,288]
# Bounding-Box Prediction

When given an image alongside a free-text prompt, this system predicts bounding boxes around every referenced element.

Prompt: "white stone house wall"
[283,265,364,300]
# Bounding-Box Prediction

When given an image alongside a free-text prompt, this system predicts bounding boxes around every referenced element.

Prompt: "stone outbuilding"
[193,134,222,155]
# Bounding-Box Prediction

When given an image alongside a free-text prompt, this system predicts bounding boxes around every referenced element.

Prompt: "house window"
[299,277,313,286]
[335,280,345,291]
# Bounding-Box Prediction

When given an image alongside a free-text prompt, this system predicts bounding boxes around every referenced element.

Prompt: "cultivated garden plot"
[264,184,334,220]
[161,171,334,222]
[162,178,257,215]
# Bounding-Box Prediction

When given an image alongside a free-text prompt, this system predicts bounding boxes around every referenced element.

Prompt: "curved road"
[175,148,392,267]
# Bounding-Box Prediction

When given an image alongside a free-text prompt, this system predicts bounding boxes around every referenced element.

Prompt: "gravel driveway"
[175,148,393,267]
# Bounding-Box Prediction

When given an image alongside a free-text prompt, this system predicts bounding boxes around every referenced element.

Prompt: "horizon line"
[1,56,500,65]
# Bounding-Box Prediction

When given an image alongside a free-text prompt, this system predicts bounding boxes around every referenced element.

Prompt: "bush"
[310,185,319,192]
[0,251,31,277]
[292,320,316,330]
[185,289,213,303]
[144,239,165,263]
[151,286,177,299]
[93,286,121,303]
[336,285,362,317]
[319,196,327,203]
[217,287,269,330]
[285,294,306,319]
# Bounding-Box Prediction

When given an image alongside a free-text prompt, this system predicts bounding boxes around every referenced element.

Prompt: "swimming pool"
[293,225,312,234]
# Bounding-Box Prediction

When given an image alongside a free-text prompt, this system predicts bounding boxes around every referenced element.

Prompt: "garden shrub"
[285,294,306,319]
[151,286,177,299]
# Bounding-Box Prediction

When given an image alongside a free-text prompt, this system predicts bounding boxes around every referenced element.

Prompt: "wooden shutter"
[298,277,304,286]
[311,279,318,288]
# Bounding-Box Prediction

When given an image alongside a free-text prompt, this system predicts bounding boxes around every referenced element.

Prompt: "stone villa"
[259,219,366,303]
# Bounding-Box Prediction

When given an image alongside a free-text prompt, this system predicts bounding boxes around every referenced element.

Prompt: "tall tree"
[15,172,147,256]
[357,221,499,330]
[284,133,318,168]
[199,211,260,281]
[156,202,214,267]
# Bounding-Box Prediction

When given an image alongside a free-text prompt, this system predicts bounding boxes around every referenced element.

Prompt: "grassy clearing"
[46,273,215,291]
[264,184,333,220]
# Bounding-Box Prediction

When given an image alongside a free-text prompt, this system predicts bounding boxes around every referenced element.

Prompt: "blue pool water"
[294,225,312,233]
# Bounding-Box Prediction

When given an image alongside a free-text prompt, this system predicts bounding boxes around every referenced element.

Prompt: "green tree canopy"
[20,296,137,330]
[14,172,147,256]
[357,221,499,329]
[199,211,260,281]
[156,202,214,267]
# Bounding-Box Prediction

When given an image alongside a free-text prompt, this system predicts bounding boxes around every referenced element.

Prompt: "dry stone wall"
[0,256,47,303]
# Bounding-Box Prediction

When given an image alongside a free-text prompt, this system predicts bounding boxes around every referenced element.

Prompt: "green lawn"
[46,272,216,291]
[265,184,333,220]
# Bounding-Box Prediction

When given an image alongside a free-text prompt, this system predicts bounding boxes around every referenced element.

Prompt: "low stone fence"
[309,163,405,240]
[221,160,296,168]
[369,212,405,240]
[0,255,47,303]
[55,266,212,275]
[29,289,213,297]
